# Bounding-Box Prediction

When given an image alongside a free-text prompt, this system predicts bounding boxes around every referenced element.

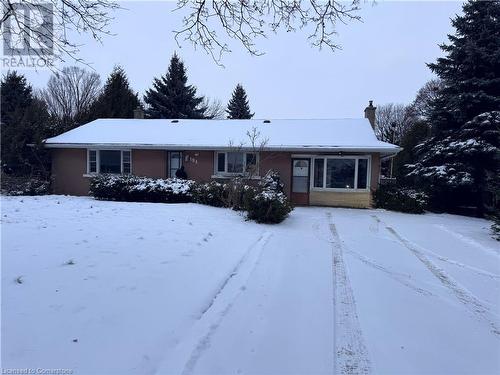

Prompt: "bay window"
[215,151,258,175]
[87,150,132,174]
[326,159,355,189]
[357,159,368,189]
[312,156,370,190]
[313,158,324,188]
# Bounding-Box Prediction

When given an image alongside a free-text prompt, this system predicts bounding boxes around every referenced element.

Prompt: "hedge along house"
[44,102,400,208]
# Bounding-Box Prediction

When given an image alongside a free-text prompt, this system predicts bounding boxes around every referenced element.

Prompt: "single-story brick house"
[44,102,400,208]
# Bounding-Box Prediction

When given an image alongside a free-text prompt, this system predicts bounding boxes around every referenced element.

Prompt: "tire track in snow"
[373,216,500,280]
[327,212,371,375]
[376,216,500,337]
[415,246,500,280]
[196,231,270,318]
[343,248,434,297]
[319,214,431,296]
[154,231,272,375]
[434,224,500,258]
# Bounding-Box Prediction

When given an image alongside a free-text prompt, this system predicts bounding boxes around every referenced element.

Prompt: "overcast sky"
[21,1,464,119]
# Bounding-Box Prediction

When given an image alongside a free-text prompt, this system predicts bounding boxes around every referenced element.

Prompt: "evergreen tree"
[226,84,254,119]
[1,71,32,129]
[408,111,499,214]
[407,1,500,215]
[393,121,430,181]
[1,71,51,175]
[144,53,207,119]
[91,66,141,119]
[427,0,500,134]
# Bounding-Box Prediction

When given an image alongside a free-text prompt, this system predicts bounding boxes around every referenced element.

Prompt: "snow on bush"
[245,170,293,223]
[374,184,428,214]
[1,174,50,196]
[90,172,293,224]
[223,177,257,211]
[191,181,226,207]
[89,174,193,203]
[191,179,256,210]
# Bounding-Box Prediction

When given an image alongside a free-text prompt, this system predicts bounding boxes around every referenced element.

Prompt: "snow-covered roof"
[44,118,400,154]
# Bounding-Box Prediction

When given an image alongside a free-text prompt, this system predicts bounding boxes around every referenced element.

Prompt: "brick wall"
[51,148,89,196]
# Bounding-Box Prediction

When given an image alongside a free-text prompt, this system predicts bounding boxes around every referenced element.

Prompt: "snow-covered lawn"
[2,196,499,375]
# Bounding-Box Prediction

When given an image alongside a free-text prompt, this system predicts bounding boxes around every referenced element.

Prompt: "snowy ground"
[2,196,499,375]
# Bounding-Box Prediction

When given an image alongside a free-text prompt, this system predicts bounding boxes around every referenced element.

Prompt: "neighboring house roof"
[44,118,401,154]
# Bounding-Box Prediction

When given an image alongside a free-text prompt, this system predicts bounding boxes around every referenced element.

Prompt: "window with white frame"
[215,151,258,175]
[89,150,97,173]
[87,150,131,174]
[122,150,131,174]
[312,156,370,190]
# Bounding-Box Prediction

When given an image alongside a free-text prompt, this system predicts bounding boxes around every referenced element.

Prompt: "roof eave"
[44,142,401,154]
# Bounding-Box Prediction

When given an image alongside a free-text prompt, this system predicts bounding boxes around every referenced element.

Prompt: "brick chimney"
[133,107,144,119]
[364,100,376,129]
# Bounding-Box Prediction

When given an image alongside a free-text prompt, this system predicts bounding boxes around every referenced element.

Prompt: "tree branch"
[173,0,362,65]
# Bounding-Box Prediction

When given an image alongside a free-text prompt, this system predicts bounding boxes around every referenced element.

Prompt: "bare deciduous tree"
[224,126,269,208]
[0,0,120,65]
[202,97,226,119]
[408,79,444,121]
[243,126,269,179]
[375,103,413,145]
[42,66,101,129]
[227,126,269,177]
[174,0,362,64]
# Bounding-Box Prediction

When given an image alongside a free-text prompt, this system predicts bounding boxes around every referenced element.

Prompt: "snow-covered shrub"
[191,181,226,207]
[89,174,193,203]
[245,170,293,223]
[89,172,293,224]
[130,177,193,203]
[374,184,428,214]
[223,177,255,211]
[1,174,50,196]
[191,179,257,211]
[89,174,129,200]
